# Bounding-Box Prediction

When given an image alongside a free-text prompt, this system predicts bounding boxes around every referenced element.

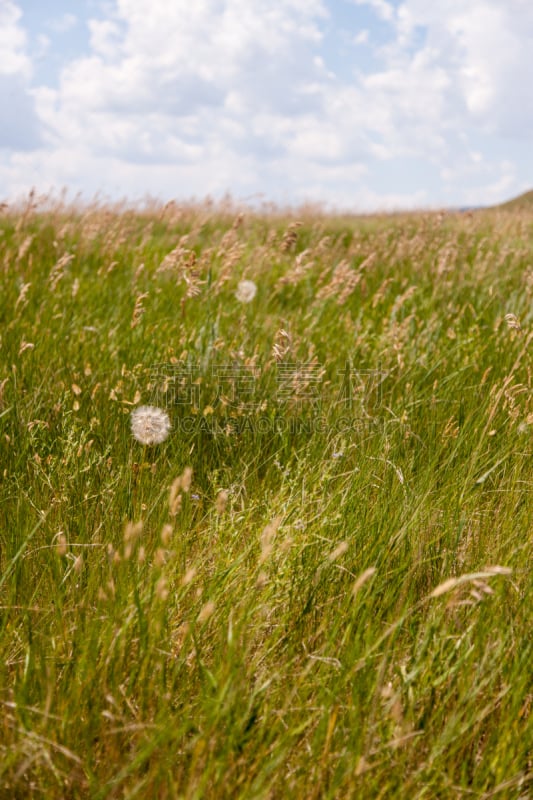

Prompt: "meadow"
[0,195,531,798]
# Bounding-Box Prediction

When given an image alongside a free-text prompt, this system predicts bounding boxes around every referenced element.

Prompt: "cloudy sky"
[1,0,532,211]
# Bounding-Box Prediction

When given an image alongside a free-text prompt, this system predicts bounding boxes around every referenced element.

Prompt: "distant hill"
[492,189,533,211]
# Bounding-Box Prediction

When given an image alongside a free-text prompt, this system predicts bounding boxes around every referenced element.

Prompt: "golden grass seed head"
[328,541,349,562]
[181,466,193,492]
[352,567,377,596]
[155,576,169,601]
[197,600,216,623]
[55,532,68,557]
[169,467,193,515]
[256,570,268,588]
[181,566,197,586]
[161,523,173,546]
[504,313,522,332]
[124,520,143,543]
[215,489,229,514]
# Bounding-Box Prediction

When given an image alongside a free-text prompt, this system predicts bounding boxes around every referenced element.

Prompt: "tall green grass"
[0,197,531,798]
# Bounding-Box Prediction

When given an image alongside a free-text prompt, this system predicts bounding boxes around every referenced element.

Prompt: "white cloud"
[47,13,78,34]
[352,0,395,23]
[353,29,369,45]
[396,1,533,134]
[2,0,533,208]
[34,0,331,174]
[0,0,32,77]
[0,1,42,150]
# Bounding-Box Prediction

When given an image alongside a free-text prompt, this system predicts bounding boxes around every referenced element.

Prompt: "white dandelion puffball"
[130,405,171,445]
[236,279,257,303]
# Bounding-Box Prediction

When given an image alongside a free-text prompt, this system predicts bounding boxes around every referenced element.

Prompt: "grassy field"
[0,196,531,798]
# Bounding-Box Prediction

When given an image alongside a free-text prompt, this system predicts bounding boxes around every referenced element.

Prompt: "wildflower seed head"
[236,279,257,303]
[130,405,171,445]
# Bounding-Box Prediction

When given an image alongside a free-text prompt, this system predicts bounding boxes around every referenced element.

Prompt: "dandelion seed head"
[236,279,257,303]
[130,405,171,445]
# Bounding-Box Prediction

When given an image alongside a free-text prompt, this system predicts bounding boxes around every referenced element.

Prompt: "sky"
[1,0,532,211]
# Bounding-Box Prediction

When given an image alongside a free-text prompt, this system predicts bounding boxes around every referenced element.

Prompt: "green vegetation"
[493,189,533,212]
[0,196,531,798]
